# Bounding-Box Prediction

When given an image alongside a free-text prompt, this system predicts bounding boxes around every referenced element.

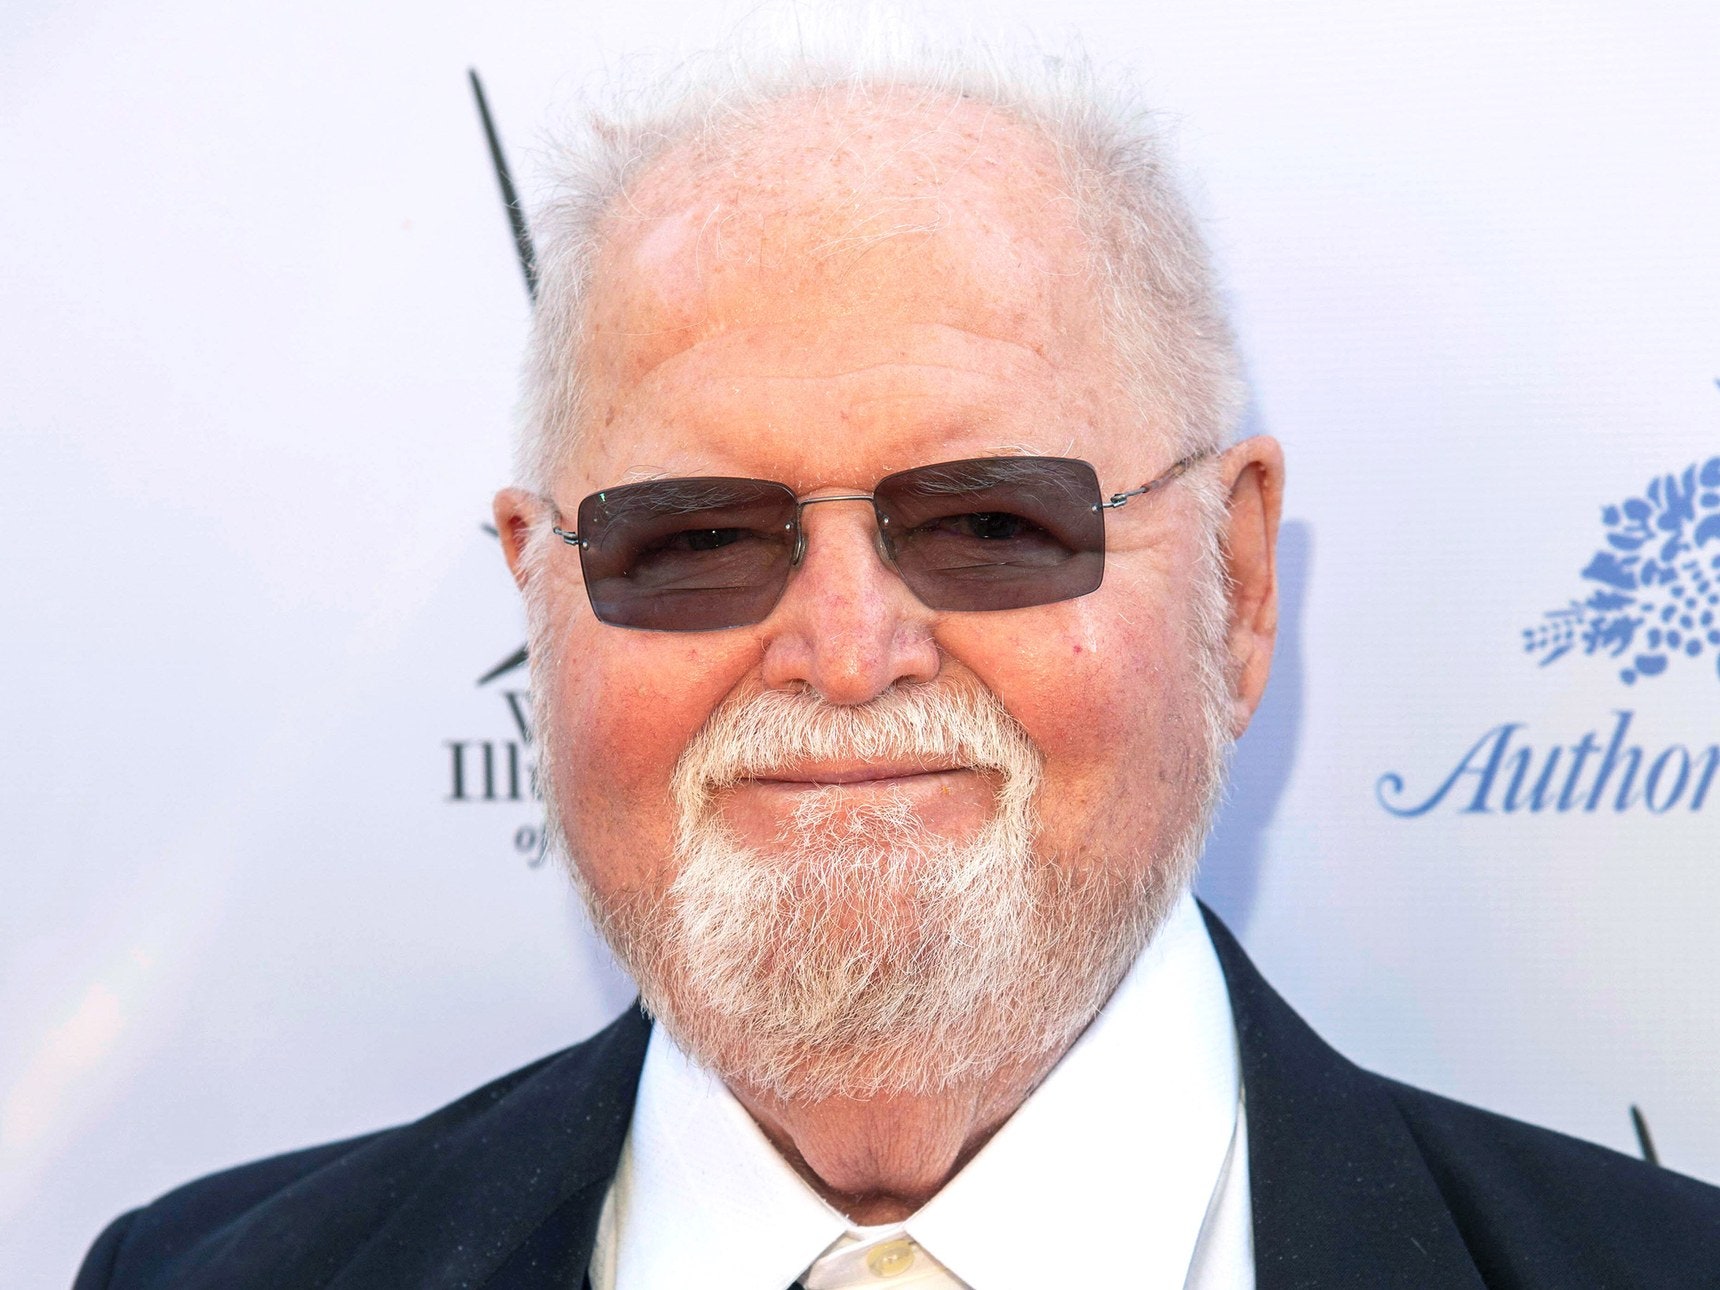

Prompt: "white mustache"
[670,682,1043,805]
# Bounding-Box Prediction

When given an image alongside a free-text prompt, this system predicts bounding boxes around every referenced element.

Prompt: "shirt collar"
[905,892,1241,1288]
[603,891,1241,1290]
[603,1025,846,1290]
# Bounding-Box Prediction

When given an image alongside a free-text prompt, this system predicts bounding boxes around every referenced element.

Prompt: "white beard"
[580,681,1214,1101]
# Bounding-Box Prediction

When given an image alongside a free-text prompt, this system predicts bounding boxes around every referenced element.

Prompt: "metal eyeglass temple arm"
[1096,453,1209,511]
[550,511,585,547]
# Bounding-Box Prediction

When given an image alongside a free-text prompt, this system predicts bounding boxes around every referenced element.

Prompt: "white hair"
[513,8,1244,493]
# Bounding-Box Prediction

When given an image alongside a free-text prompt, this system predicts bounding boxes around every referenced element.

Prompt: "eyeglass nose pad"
[790,516,809,567]
[872,501,900,568]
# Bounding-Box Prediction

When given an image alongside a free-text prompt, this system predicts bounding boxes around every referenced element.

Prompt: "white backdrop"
[4,1,1718,1284]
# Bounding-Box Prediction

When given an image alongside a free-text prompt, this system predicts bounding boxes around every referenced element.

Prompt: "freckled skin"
[496,90,1284,1217]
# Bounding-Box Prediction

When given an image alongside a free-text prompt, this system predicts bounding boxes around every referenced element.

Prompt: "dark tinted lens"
[874,457,1104,611]
[576,478,798,630]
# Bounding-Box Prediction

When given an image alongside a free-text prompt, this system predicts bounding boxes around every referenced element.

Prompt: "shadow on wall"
[1196,517,1311,936]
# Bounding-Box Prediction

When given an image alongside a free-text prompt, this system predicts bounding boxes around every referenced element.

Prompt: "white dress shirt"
[589,892,1254,1289]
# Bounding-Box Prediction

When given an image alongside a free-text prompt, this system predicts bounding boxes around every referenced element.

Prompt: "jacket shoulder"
[74,1130,388,1290]
[1200,904,1720,1287]
[1383,1077,1720,1287]
[75,1008,649,1290]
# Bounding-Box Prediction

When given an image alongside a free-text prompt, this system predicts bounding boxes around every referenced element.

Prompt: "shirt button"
[866,1238,916,1278]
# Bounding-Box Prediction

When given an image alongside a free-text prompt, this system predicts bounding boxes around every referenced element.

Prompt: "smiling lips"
[743,764,974,789]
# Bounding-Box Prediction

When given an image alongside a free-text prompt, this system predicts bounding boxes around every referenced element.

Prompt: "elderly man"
[78,33,1719,1290]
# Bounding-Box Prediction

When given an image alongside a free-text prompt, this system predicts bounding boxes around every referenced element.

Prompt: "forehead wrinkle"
[615,321,1067,397]
[599,441,1076,492]
[709,357,1047,385]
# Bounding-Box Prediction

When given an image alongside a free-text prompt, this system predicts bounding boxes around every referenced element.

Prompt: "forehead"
[570,89,1128,484]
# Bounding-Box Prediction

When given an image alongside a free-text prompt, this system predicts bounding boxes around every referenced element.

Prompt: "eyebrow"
[900,455,1074,496]
[592,477,785,521]
[603,442,1066,490]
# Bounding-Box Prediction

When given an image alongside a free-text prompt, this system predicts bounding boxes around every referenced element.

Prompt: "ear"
[492,487,544,590]
[1217,436,1285,737]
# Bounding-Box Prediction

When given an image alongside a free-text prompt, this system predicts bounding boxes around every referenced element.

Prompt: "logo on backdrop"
[1377,440,1720,818]
[444,634,547,865]
[1522,456,1720,686]
[442,526,548,866]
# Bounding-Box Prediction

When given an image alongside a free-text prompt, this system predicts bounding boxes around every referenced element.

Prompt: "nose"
[758,499,941,704]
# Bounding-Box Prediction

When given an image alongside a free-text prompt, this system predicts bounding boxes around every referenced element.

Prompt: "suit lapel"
[1199,907,1485,1289]
[317,1007,650,1290]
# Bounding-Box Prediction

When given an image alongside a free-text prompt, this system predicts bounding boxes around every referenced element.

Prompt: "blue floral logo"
[1524,457,1720,685]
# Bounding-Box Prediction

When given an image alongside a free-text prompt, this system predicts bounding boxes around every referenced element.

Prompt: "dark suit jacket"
[75,909,1720,1288]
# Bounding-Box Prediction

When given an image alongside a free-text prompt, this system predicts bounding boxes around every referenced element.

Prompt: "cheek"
[939,593,1196,864]
[952,602,1174,760]
[546,623,757,892]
